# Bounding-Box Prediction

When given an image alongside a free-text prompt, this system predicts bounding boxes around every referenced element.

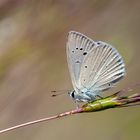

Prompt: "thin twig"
[0,84,140,134]
[0,108,83,134]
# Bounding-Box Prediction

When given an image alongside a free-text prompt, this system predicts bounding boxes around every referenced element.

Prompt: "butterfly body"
[69,90,97,102]
[66,31,126,103]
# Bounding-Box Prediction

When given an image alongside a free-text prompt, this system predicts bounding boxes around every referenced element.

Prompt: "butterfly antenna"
[51,90,71,97]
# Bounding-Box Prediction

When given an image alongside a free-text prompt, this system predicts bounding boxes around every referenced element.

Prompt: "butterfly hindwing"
[79,41,126,93]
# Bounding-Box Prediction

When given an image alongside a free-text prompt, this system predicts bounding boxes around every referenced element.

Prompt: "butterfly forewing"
[66,31,95,92]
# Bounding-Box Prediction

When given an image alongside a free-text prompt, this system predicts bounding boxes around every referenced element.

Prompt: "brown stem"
[0,108,83,134]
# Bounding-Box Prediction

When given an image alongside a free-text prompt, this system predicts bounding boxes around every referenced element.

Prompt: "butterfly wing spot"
[85,65,88,68]
[111,76,123,84]
[80,48,83,50]
[103,45,107,48]
[97,42,101,45]
[89,45,94,50]
[76,60,80,63]
[83,52,87,55]
[117,59,122,63]
[72,50,74,53]
[76,48,78,50]
[109,48,112,51]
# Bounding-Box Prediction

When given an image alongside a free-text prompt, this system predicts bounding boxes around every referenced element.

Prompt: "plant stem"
[0,108,83,134]
[0,92,140,134]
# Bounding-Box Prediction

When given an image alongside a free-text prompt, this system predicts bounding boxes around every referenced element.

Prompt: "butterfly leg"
[74,101,80,109]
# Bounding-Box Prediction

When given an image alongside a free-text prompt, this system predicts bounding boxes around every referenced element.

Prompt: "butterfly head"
[68,90,91,102]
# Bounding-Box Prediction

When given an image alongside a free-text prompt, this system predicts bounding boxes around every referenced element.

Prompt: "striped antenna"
[51,89,71,97]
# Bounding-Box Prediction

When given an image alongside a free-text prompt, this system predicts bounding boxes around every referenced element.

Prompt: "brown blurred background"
[0,0,139,140]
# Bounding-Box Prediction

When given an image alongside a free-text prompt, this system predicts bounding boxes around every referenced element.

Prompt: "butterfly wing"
[66,31,96,92]
[79,41,126,94]
[67,31,126,96]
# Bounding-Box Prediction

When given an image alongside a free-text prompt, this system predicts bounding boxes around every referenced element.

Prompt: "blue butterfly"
[66,31,126,103]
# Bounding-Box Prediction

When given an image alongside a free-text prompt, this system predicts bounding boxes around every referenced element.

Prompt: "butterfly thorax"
[69,90,96,102]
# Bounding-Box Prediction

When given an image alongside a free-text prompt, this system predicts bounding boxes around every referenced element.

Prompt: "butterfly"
[66,31,126,103]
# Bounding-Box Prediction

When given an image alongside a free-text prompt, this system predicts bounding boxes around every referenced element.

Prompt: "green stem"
[82,93,140,112]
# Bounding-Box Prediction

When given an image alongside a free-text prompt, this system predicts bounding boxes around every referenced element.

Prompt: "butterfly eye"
[71,91,75,98]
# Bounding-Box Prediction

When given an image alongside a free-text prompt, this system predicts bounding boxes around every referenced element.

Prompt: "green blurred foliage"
[0,0,139,140]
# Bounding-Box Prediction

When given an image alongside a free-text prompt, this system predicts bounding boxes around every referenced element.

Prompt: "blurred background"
[0,0,139,140]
